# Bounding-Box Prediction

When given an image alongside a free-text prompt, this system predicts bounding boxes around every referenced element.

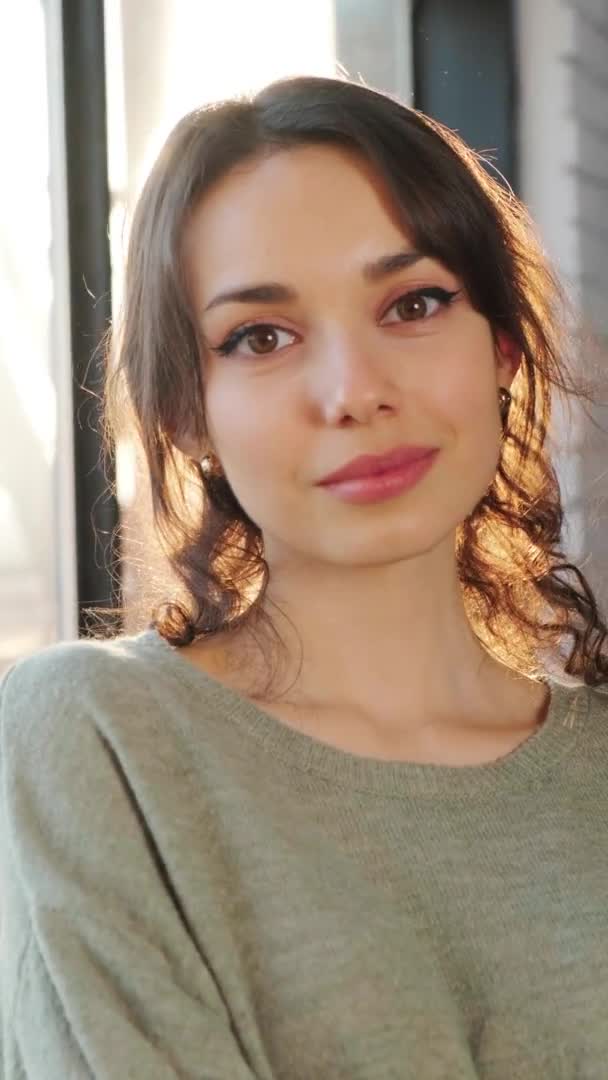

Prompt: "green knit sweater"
[1,628,607,1079]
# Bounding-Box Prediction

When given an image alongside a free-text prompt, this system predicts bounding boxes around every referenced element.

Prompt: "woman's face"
[182,144,517,569]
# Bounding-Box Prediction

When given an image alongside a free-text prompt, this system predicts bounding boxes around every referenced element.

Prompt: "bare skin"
[175,144,551,766]
[180,623,550,766]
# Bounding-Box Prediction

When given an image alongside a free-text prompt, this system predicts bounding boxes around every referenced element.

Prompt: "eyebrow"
[202,249,427,314]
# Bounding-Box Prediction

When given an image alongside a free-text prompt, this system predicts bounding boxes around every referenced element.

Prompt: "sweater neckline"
[136,628,590,797]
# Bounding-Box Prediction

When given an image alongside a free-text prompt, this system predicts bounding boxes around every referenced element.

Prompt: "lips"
[318,444,438,486]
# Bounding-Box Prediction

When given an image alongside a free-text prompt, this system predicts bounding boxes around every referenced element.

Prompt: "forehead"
[182,145,414,290]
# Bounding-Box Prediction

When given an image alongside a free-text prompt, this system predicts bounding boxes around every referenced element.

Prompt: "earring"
[498,386,512,427]
[201,452,223,477]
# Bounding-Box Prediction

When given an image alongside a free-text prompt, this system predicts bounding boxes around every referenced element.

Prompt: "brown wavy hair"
[104,74,608,687]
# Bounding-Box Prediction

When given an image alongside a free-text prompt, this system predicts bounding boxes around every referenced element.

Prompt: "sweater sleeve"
[0,651,260,1080]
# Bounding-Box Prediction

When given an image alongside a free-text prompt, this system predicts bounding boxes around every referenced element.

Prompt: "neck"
[238,532,535,734]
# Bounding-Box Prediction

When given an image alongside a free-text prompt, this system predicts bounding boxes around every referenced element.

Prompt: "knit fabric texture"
[0,628,607,1079]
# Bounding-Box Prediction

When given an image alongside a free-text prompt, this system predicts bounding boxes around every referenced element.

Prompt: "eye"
[212,324,297,358]
[381,287,460,326]
[211,285,461,359]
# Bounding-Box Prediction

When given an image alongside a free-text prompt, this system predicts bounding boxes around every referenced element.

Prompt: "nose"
[312,333,401,426]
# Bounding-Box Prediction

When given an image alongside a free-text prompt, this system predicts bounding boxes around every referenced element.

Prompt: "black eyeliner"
[379,286,461,324]
[212,323,263,357]
[211,286,461,358]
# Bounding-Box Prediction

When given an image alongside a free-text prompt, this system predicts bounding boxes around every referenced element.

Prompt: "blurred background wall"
[1,0,606,670]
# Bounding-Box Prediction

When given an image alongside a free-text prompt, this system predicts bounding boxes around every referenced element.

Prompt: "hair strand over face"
[102,74,608,688]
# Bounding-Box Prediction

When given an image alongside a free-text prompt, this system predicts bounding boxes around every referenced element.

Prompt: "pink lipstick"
[317,445,439,505]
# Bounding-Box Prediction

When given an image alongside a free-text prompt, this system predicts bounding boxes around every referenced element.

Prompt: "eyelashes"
[210,285,461,359]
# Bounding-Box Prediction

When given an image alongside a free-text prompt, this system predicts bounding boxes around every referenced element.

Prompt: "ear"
[495,330,522,384]
[170,420,214,461]
[172,430,204,459]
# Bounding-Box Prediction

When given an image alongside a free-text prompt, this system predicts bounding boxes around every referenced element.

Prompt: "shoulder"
[0,632,161,759]
[551,675,608,758]
[587,679,608,723]
[1,631,154,705]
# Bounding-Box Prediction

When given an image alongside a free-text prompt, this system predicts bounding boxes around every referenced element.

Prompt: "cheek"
[434,328,499,426]
[205,374,292,477]
[433,345,502,473]
[445,378,495,430]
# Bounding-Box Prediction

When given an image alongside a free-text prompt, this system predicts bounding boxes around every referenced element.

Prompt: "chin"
[314,518,451,568]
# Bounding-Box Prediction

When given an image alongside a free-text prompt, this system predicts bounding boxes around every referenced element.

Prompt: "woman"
[1,74,607,1079]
